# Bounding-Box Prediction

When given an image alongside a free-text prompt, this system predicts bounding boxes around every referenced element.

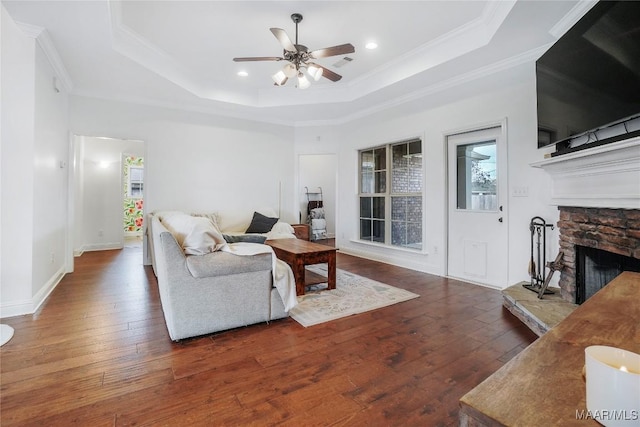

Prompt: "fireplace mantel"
[531,137,640,209]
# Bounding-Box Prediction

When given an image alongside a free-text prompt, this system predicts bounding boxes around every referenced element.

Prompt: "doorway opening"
[122,153,145,248]
[298,154,337,244]
[72,135,145,257]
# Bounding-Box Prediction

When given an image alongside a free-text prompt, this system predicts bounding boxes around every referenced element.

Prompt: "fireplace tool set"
[524,216,564,299]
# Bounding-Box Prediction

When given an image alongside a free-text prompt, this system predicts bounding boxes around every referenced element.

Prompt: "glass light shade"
[283,63,297,78]
[297,72,311,89]
[271,70,288,86]
[307,65,323,81]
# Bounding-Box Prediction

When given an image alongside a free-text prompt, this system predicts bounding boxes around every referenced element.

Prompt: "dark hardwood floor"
[0,245,537,426]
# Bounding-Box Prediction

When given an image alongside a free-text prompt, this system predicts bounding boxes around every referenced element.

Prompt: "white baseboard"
[339,244,440,276]
[80,242,123,252]
[0,298,33,318]
[0,266,66,319]
[32,266,66,313]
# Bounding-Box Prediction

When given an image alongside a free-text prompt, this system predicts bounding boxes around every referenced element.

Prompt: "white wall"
[321,63,560,288]
[1,6,70,317]
[32,42,70,298]
[75,136,144,252]
[298,154,337,238]
[68,96,297,238]
[1,6,35,314]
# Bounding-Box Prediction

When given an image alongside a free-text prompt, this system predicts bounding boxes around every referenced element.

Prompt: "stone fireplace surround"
[503,137,640,335]
[532,137,640,302]
[557,206,640,303]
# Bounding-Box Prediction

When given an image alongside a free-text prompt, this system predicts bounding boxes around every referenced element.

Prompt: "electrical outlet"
[433,246,438,254]
[98,229,104,237]
[50,252,55,263]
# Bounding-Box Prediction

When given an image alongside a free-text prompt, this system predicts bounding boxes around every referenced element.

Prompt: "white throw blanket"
[221,242,297,311]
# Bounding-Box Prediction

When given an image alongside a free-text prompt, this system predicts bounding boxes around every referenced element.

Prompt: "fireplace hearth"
[558,207,640,304]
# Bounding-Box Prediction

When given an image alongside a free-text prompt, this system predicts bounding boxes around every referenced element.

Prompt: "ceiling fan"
[233,13,355,89]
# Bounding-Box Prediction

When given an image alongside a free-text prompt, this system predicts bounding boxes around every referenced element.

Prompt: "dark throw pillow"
[245,211,279,234]
[223,234,267,244]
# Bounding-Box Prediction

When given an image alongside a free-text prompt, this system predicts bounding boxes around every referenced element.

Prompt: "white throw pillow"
[161,213,226,255]
[271,221,294,235]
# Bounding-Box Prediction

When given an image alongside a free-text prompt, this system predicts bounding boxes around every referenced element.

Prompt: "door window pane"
[456,141,497,211]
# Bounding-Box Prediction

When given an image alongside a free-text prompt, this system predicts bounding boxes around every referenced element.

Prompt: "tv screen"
[536,1,640,149]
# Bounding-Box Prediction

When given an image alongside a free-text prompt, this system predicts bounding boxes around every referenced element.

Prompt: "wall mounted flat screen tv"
[536,1,640,150]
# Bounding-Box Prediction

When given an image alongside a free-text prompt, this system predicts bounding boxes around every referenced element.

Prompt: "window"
[359,139,423,250]
[128,166,144,198]
[455,141,497,211]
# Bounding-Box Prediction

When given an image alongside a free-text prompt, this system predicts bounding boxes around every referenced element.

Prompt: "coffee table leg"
[293,259,306,296]
[327,252,336,291]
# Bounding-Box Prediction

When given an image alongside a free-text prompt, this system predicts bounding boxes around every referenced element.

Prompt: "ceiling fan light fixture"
[297,72,311,89]
[272,70,288,86]
[307,64,323,82]
[234,13,353,88]
[283,63,297,78]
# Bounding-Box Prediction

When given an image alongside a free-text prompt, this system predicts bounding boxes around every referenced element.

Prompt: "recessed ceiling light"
[365,42,378,50]
[237,71,249,77]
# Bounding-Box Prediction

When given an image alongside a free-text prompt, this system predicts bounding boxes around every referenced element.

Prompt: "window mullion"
[385,143,391,245]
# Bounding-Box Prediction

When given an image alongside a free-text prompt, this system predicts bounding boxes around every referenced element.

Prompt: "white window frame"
[128,165,144,199]
[358,138,424,250]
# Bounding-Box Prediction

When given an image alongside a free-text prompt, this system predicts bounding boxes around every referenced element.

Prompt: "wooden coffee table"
[266,239,337,296]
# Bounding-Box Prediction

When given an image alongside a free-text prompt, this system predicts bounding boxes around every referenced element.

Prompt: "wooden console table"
[459,271,640,426]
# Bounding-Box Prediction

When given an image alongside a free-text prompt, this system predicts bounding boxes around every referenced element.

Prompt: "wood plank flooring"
[0,245,537,426]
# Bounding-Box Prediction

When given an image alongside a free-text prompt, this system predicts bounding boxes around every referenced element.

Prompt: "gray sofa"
[148,214,288,341]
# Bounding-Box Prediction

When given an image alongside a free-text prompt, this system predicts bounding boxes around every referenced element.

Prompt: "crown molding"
[106,0,517,110]
[72,41,548,129]
[16,22,74,92]
[549,0,598,39]
[295,44,549,127]
[346,1,516,98]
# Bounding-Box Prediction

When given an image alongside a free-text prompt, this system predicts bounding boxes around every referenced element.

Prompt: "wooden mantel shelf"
[459,271,640,426]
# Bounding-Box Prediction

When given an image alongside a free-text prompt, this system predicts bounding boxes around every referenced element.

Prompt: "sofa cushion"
[245,211,279,233]
[186,251,272,278]
[161,213,226,255]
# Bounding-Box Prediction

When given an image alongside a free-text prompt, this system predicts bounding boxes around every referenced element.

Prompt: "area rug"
[289,264,420,327]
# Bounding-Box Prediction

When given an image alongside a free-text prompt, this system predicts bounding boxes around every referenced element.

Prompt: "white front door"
[446,125,508,288]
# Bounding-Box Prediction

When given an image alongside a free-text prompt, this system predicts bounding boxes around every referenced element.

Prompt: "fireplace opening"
[575,245,640,304]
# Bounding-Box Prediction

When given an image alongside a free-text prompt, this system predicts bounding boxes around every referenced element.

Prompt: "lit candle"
[585,346,640,427]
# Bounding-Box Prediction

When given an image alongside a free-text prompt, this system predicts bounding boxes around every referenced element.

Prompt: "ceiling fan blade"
[270,28,297,52]
[308,63,342,82]
[309,43,355,59]
[233,57,283,62]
